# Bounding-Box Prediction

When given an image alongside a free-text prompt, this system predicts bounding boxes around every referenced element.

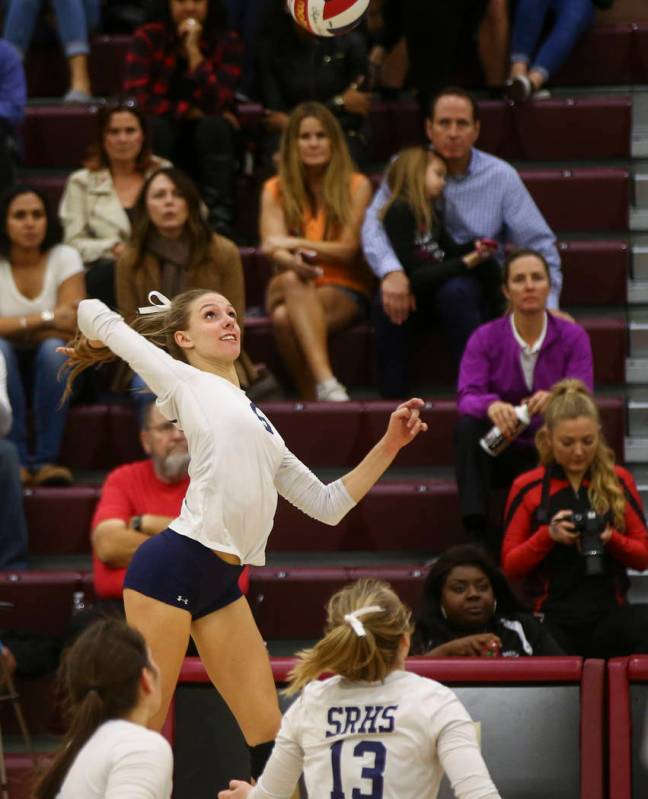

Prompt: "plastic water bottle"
[72,588,87,615]
[479,404,531,457]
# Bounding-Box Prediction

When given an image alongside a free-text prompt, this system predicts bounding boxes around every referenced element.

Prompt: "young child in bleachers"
[380,146,504,351]
[219,578,501,799]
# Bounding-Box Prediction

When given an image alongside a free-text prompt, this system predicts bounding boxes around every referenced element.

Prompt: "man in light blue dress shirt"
[361,86,562,398]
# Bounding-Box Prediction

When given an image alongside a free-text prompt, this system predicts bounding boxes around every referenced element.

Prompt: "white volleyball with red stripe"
[287,0,369,37]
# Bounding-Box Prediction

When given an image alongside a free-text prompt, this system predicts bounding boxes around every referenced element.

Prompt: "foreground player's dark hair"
[285,579,412,695]
[33,619,153,799]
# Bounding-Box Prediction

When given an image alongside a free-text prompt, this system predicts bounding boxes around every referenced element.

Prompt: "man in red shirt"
[92,402,248,604]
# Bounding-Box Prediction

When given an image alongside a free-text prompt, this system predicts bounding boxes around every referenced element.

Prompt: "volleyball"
[287,0,370,37]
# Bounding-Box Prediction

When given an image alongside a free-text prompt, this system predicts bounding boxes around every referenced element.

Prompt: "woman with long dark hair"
[412,544,562,657]
[0,185,85,486]
[33,619,172,799]
[123,0,243,235]
[60,99,170,308]
[116,166,266,398]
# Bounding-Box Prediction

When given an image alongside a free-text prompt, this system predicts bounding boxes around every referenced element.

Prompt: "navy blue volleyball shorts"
[123,528,243,619]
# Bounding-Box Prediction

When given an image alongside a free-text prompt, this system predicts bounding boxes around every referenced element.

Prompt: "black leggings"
[543,605,648,658]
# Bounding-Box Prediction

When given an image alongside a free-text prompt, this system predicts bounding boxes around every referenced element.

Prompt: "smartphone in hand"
[299,249,318,264]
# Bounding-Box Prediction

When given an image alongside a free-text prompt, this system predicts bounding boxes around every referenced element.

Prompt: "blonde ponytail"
[284,579,412,696]
[536,379,626,529]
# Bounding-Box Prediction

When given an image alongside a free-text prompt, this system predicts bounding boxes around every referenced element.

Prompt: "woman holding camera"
[501,379,648,658]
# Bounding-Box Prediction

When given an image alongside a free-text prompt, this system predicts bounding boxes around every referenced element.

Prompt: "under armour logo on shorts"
[177,595,189,605]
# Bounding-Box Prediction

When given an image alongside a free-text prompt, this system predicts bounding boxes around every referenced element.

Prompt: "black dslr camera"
[571,510,607,576]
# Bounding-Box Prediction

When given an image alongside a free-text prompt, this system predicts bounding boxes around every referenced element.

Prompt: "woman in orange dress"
[260,102,373,401]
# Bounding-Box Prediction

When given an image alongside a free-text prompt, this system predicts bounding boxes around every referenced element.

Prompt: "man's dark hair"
[427,86,480,125]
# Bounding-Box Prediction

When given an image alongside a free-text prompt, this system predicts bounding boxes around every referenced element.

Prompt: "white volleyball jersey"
[251,670,500,799]
[57,719,173,798]
[77,300,356,564]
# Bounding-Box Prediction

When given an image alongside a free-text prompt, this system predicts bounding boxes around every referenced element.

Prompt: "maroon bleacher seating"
[24,486,98,556]
[240,241,628,310]
[35,397,625,558]
[271,480,463,552]
[367,98,632,164]
[22,105,99,169]
[245,316,627,388]
[24,35,131,98]
[0,570,94,635]
[248,566,427,639]
[553,23,636,85]
[636,24,648,82]
[24,168,630,239]
[559,240,629,305]
[520,168,629,232]
[5,754,41,799]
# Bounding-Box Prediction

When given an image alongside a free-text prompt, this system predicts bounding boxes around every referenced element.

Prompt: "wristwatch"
[40,309,55,326]
[131,515,143,532]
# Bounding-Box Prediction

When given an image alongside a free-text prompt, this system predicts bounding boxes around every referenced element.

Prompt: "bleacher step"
[631,208,648,231]
[633,245,648,280]
[625,437,648,462]
[628,280,648,304]
[626,358,648,384]
[627,392,648,434]
[635,173,648,207]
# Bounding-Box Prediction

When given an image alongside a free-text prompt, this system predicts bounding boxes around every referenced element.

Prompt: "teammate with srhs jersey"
[219,579,501,799]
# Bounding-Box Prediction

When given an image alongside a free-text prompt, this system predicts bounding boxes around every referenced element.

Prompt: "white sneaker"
[316,378,349,402]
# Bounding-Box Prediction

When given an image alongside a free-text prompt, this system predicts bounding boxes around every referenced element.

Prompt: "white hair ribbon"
[343,605,384,638]
[138,291,172,316]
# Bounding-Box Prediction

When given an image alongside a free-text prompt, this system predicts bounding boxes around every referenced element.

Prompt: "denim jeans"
[3,0,101,58]
[0,337,69,468]
[510,0,595,80]
[0,439,28,569]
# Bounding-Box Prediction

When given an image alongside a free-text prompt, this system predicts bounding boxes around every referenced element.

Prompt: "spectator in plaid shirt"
[124,0,243,237]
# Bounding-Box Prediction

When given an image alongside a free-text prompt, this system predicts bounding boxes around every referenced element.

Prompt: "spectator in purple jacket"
[455,249,593,551]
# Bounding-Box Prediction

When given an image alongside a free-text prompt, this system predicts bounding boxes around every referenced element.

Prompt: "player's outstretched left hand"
[384,398,428,451]
[218,779,254,799]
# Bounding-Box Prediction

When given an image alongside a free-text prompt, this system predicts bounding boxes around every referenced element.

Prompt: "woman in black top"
[412,544,563,657]
[256,0,371,166]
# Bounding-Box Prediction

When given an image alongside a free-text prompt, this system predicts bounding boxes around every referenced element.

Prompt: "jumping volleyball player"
[219,579,501,799]
[60,290,428,779]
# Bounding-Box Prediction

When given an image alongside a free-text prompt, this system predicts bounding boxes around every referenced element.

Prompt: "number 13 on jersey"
[330,740,387,799]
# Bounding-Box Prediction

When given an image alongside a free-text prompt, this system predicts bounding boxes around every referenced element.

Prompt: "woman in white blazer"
[60,100,170,308]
